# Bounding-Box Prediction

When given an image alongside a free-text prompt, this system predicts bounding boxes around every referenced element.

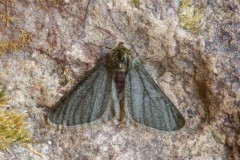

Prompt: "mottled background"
[0,0,239,159]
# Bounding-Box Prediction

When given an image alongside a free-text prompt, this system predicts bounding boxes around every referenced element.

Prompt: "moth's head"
[107,42,133,72]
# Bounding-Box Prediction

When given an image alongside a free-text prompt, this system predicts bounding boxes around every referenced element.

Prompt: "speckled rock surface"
[0,0,239,159]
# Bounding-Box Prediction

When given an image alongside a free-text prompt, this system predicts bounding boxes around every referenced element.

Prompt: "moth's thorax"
[106,42,133,72]
[106,43,133,94]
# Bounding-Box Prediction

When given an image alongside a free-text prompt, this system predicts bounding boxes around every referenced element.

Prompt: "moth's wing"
[125,61,185,131]
[48,63,117,126]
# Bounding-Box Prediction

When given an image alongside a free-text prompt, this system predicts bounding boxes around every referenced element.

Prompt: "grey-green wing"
[48,63,116,126]
[125,61,185,131]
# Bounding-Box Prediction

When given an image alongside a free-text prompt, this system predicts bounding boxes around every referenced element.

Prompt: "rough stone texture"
[0,0,239,159]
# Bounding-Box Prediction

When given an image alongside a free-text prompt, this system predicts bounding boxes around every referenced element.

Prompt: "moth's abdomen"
[113,71,126,94]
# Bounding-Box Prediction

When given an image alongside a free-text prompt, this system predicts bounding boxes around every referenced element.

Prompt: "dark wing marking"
[48,63,117,126]
[125,61,185,131]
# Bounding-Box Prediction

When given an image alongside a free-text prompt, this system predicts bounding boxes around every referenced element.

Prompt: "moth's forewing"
[125,60,185,131]
[48,63,116,126]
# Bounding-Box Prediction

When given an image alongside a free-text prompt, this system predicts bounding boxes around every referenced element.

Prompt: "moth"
[48,43,185,131]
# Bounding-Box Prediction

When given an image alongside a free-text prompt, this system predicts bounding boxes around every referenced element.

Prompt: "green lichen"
[63,66,74,84]
[0,83,32,152]
[0,0,14,27]
[36,0,60,10]
[178,0,205,33]
[203,105,210,123]
[0,83,7,107]
[0,1,31,55]
[0,13,14,26]
[0,109,33,151]
[58,66,74,86]
[0,30,31,55]
[131,0,140,7]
